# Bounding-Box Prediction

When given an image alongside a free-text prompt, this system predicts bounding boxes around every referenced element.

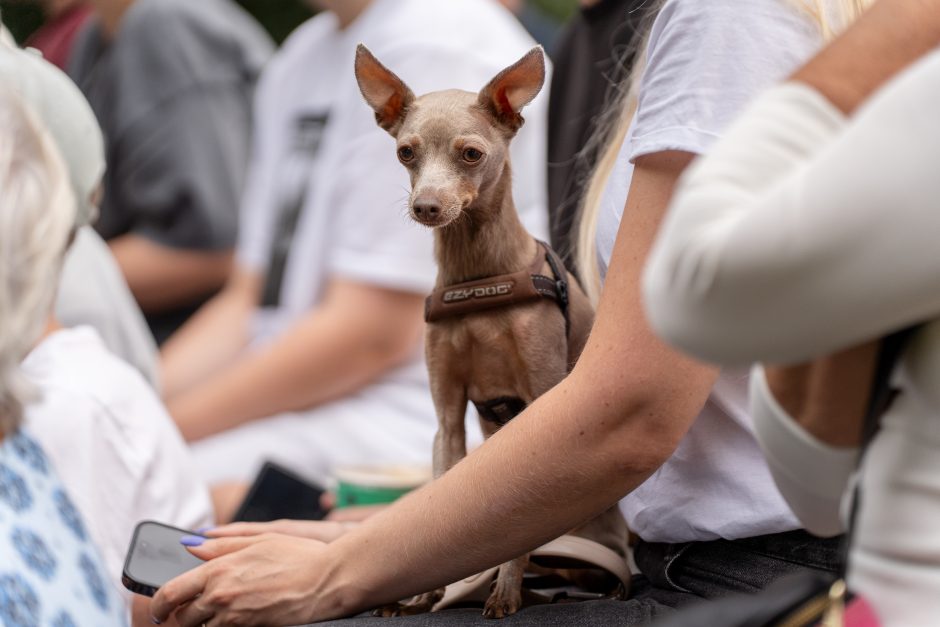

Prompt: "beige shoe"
[434,535,631,612]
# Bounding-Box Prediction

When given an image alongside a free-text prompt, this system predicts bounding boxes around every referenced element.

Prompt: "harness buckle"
[556,278,569,309]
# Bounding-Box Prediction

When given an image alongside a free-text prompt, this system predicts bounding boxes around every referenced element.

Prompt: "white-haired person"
[150,1,873,625]
[1,43,214,625]
[0,9,159,389]
[641,1,940,624]
[0,88,125,626]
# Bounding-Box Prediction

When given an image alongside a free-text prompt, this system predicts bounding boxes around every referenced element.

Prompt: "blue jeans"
[316,530,842,626]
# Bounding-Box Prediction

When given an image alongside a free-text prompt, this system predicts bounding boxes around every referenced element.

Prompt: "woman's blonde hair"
[0,90,75,434]
[575,0,873,304]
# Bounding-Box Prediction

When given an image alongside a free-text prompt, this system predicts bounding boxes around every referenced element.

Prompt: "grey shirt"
[57,227,161,390]
[69,0,273,340]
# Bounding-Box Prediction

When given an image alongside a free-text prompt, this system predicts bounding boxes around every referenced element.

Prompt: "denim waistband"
[633,530,844,596]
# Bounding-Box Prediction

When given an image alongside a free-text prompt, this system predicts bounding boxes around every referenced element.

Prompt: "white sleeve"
[629,0,822,161]
[749,365,858,537]
[643,50,940,365]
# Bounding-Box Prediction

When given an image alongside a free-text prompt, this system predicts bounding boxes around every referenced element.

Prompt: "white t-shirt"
[217,0,549,482]
[22,327,214,601]
[57,227,160,390]
[595,0,828,543]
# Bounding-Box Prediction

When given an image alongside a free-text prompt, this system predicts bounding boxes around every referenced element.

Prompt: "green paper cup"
[333,465,431,508]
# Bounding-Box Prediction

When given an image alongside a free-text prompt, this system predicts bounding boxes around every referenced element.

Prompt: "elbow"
[642,260,721,364]
[358,326,422,374]
[642,252,758,367]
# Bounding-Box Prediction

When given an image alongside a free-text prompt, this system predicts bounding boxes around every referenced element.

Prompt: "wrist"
[305,543,372,621]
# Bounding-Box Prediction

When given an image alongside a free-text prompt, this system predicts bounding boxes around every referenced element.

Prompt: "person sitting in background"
[0,34,160,389]
[159,0,549,519]
[0,87,125,627]
[68,0,274,343]
[1,41,214,623]
[641,1,940,623]
[22,0,93,70]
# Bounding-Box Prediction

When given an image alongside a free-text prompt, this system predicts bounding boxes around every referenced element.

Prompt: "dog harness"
[425,240,573,426]
[425,239,571,334]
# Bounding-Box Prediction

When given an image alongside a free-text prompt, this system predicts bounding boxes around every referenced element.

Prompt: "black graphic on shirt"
[261,112,330,308]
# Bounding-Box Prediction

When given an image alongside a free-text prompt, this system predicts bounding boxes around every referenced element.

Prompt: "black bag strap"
[840,325,919,577]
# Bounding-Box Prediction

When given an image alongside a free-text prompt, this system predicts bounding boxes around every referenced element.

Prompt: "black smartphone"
[122,521,204,597]
[232,461,329,523]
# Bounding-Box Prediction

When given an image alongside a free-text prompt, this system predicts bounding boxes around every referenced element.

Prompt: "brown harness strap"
[425,240,571,338]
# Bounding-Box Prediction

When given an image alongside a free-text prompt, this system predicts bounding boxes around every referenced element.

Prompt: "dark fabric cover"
[546,0,647,273]
[316,530,841,626]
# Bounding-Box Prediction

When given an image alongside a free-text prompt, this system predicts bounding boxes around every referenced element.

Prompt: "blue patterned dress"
[0,428,126,627]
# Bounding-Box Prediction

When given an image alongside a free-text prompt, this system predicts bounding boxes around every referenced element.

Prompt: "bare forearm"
[322,353,710,614]
[793,0,940,114]
[109,234,233,313]
[160,273,258,399]
[170,305,419,441]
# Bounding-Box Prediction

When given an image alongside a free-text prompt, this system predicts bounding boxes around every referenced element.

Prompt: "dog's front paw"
[374,590,445,617]
[482,589,523,619]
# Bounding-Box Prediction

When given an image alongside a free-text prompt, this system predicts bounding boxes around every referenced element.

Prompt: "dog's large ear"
[477,47,545,134]
[355,44,415,137]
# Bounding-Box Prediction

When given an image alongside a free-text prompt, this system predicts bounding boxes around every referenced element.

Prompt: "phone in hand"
[232,461,329,523]
[122,520,204,597]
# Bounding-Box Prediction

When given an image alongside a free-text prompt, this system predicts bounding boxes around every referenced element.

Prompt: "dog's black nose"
[413,202,440,219]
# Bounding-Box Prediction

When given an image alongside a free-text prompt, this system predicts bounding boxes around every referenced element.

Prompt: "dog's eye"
[398,146,415,163]
[462,148,483,163]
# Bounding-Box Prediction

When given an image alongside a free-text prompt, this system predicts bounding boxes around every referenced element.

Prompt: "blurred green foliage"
[1,0,572,47]
[235,0,313,43]
[531,0,577,22]
[0,3,43,43]
[0,0,312,44]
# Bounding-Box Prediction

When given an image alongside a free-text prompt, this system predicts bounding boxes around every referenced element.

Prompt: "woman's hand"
[208,518,356,543]
[150,534,345,626]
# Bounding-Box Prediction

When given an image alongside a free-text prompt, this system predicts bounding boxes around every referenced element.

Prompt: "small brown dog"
[355,45,627,618]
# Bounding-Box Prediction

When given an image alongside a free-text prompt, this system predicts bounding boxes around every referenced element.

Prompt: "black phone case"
[232,460,326,522]
[122,520,197,597]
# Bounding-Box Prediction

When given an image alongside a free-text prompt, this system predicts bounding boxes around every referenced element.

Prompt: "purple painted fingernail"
[180,535,205,547]
[195,527,214,535]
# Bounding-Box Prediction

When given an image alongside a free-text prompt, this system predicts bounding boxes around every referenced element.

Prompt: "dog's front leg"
[375,375,467,617]
[484,555,530,619]
[432,381,469,477]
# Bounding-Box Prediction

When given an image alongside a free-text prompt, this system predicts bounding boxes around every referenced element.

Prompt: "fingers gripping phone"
[232,461,328,523]
[122,521,204,597]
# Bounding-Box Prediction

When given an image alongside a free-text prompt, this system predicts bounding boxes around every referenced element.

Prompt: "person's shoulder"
[369,0,535,60]
[263,13,337,82]
[26,327,163,421]
[653,0,818,38]
[364,0,541,90]
[120,0,273,61]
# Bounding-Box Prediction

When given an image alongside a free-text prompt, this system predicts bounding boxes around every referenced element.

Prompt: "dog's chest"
[425,303,567,402]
